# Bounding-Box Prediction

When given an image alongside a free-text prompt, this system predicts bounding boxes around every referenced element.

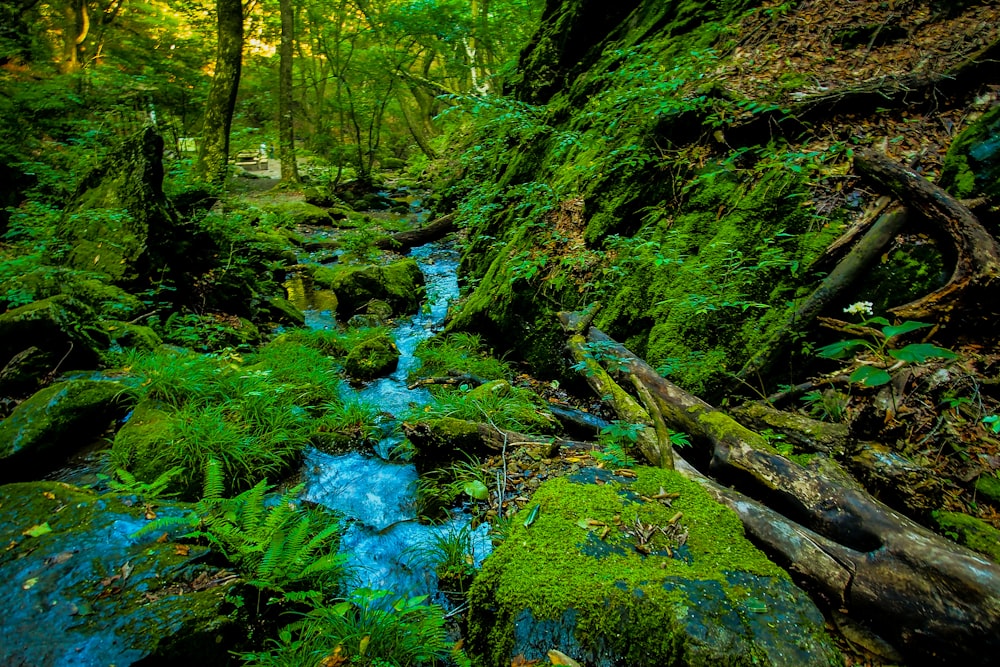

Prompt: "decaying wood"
[375,212,455,250]
[406,372,489,390]
[739,202,910,381]
[558,311,1000,664]
[730,402,849,454]
[855,149,1000,319]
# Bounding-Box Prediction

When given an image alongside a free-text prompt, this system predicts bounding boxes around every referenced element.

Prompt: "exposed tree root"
[558,310,1000,665]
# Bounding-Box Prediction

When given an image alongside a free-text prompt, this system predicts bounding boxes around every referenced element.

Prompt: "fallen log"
[558,311,1000,664]
[854,149,1000,320]
[375,212,456,250]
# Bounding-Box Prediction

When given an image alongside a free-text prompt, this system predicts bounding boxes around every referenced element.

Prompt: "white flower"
[844,301,874,316]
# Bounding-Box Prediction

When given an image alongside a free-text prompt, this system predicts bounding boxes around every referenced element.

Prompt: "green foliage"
[816,315,957,388]
[407,522,481,594]
[139,464,345,596]
[112,344,341,498]
[313,398,384,452]
[800,389,848,423]
[98,466,184,500]
[411,332,512,382]
[240,589,454,667]
[595,421,641,469]
[983,415,1000,435]
[415,381,555,435]
[416,455,490,520]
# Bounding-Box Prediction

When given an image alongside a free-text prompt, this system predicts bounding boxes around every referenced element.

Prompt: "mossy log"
[559,312,1000,664]
[855,148,1000,320]
[375,213,456,250]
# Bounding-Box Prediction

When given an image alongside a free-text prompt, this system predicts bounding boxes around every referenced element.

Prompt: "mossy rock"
[257,199,335,226]
[467,379,559,433]
[346,299,394,328]
[933,510,1000,563]
[266,296,307,327]
[0,294,107,373]
[0,346,57,397]
[0,481,236,665]
[103,321,163,353]
[0,267,143,320]
[56,127,179,285]
[310,258,425,318]
[0,379,128,479]
[343,330,399,380]
[468,469,840,667]
[110,401,180,493]
[940,104,1000,201]
[975,474,1000,505]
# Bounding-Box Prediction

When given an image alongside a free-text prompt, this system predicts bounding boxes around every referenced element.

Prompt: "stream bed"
[295,232,491,601]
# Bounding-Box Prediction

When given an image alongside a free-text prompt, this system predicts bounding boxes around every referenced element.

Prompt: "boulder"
[0,294,107,380]
[56,126,178,286]
[0,379,128,480]
[0,481,236,666]
[266,296,306,327]
[467,468,841,667]
[344,329,399,380]
[310,258,424,318]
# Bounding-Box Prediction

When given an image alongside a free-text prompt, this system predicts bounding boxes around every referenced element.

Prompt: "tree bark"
[278,0,299,183]
[855,149,1000,320]
[559,312,1000,664]
[195,0,243,186]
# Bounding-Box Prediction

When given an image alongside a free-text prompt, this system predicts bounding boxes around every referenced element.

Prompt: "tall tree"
[278,0,299,182]
[196,0,243,185]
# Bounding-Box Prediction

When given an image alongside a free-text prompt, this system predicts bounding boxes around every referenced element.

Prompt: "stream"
[294,206,492,602]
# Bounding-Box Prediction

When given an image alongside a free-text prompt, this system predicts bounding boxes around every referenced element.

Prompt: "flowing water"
[297,230,491,601]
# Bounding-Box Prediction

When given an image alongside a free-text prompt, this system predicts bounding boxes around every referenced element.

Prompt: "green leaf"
[881,321,931,339]
[850,366,891,387]
[816,339,869,359]
[463,480,489,500]
[24,522,52,538]
[865,316,891,327]
[888,344,958,363]
[524,504,540,528]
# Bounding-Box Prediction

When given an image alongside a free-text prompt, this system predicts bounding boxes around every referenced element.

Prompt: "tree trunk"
[278,0,299,183]
[195,0,243,186]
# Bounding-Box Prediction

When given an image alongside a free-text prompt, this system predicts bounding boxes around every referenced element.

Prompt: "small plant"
[800,388,848,422]
[407,522,480,595]
[595,420,642,469]
[313,398,384,451]
[411,332,511,383]
[983,415,1000,434]
[98,466,183,499]
[817,303,957,388]
[240,589,453,667]
[138,460,346,597]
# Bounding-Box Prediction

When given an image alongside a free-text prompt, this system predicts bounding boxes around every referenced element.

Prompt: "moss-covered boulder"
[0,294,107,379]
[468,469,840,667]
[940,104,1000,201]
[310,258,424,318]
[102,321,163,353]
[0,267,144,320]
[257,199,335,226]
[56,126,179,286]
[0,481,236,666]
[0,379,128,478]
[266,296,307,327]
[344,329,399,380]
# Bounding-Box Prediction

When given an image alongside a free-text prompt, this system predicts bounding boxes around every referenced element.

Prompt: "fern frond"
[132,512,198,539]
[238,481,269,532]
[258,528,288,581]
[299,553,347,579]
[281,517,311,567]
[203,457,225,499]
[302,521,341,555]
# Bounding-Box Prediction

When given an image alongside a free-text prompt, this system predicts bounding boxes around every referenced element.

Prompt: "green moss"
[310,258,424,318]
[255,199,335,226]
[940,105,1000,200]
[0,379,127,464]
[933,510,1000,563]
[343,328,399,380]
[468,469,837,666]
[975,474,1000,505]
